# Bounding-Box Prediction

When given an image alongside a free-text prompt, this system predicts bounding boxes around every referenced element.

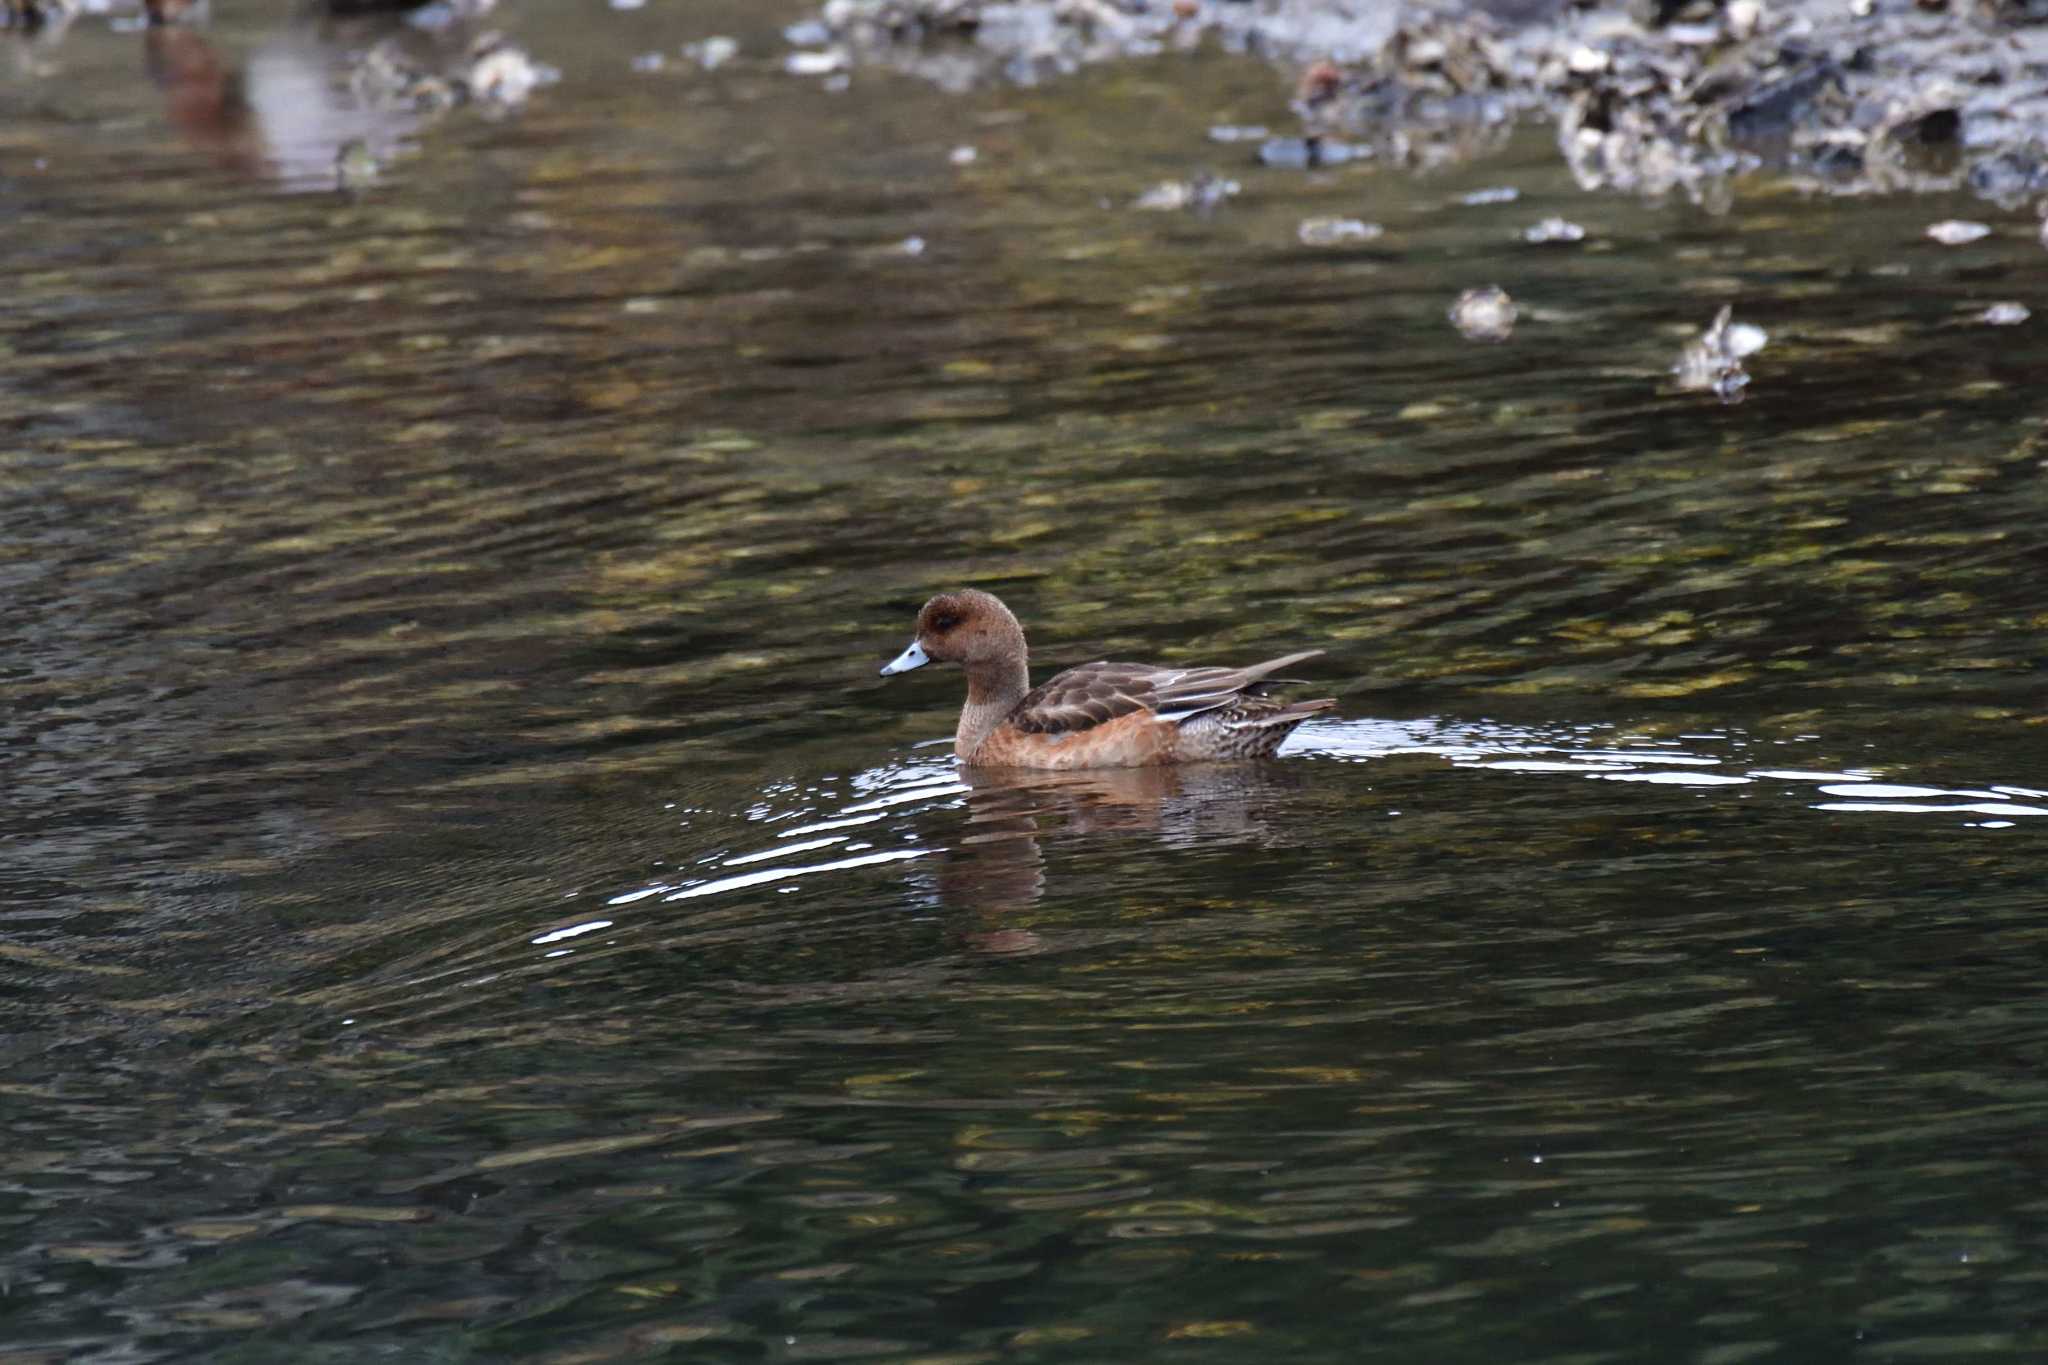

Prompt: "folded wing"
[1011,650,1326,734]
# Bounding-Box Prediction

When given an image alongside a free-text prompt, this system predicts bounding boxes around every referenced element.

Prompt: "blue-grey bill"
[879,639,930,676]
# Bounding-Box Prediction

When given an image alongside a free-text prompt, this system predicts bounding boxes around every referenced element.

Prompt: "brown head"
[879,589,1027,681]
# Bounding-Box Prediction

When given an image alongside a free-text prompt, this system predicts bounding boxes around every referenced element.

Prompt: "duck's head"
[879,589,1024,676]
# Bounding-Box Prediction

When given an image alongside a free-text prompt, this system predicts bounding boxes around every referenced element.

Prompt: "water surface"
[5,1,2047,1360]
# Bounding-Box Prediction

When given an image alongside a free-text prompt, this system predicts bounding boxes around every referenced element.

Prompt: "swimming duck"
[879,589,1334,768]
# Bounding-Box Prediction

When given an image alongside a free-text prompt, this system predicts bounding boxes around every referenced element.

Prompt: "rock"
[466,35,544,106]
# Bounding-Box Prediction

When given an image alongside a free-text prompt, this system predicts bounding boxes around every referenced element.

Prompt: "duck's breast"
[970,710,1177,769]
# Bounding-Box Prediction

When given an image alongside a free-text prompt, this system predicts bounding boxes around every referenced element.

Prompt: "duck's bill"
[879,639,930,676]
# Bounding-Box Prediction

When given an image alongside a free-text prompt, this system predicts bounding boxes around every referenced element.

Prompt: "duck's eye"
[930,612,961,633]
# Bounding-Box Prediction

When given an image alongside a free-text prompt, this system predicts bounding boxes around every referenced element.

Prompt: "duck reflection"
[932,762,1306,942]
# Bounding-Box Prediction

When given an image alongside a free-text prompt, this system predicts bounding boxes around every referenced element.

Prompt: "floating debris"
[466,34,548,107]
[1926,220,1991,245]
[1208,124,1270,143]
[1449,285,1515,343]
[1981,302,2031,326]
[1673,304,1768,404]
[949,145,978,165]
[899,235,927,256]
[1522,217,1585,244]
[1297,216,1383,247]
[1133,174,1238,213]
[684,36,739,69]
[1459,185,1518,206]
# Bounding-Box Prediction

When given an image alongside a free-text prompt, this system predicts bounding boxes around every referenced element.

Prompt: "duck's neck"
[956,656,1029,761]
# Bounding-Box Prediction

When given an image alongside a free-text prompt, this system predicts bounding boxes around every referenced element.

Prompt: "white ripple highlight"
[1600,771,1751,786]
[662,847,932,902]
[1816,801,2048,818]
[532,919,613,945]
[839,783,969,814]
[724,836,845,865]
[778,812,889,837]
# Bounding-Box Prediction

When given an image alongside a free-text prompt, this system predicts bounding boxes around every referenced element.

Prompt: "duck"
[879,589,1334,769]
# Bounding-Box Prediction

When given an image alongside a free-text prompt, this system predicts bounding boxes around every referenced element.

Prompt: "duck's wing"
[1011,651,1325,734]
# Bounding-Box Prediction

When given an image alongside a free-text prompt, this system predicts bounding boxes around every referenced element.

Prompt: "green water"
[5,1,2047,1360]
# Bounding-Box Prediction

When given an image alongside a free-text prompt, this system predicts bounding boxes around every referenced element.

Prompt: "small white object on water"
[950,145,978,166]
[685,36,738,69]
[1724,321,1768,358]
[1207,124,1270,143]
[1674,304,1766,403]
[1981,302,2030,325]
[631,51,665,72]
[1133,176,1238,213]
[1460,186,1519,206]
[900,235,926,257]
[1449,286,1516,343]
[1298,216,1382,246]
[1522,217,1585,244]
[609,0,645,10]
[1926,220,1991,246]
[785,49,847,76]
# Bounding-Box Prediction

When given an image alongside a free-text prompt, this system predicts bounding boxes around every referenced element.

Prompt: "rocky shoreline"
[785,0,2048,208]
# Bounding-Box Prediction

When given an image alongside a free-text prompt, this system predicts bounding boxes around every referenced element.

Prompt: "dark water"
[6,0,2048,1360]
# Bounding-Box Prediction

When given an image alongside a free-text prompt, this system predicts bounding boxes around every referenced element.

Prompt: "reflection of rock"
[334,135,379,193]
[2,0,78,33]
[137,10,550,190]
